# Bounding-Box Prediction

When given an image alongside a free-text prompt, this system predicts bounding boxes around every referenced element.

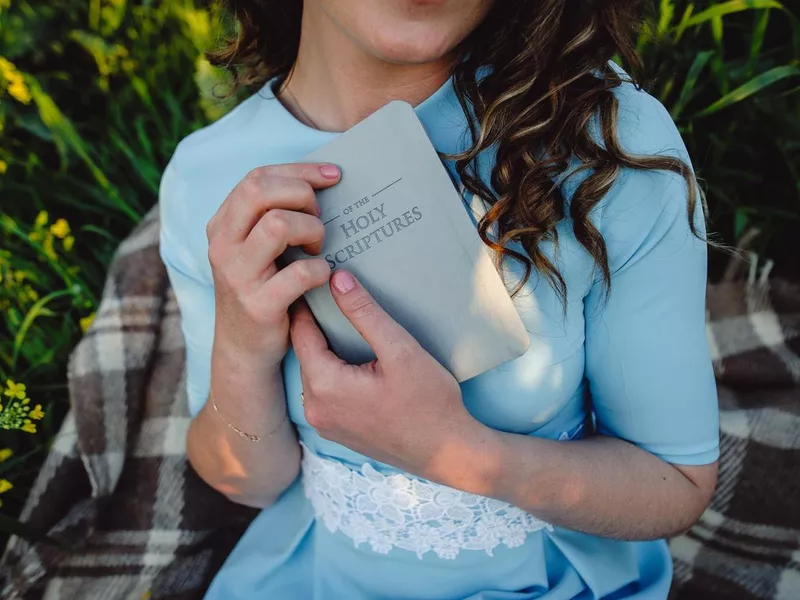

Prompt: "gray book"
[283,101,529,382]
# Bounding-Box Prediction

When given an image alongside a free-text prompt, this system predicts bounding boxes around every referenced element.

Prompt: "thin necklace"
[281,84,320,130]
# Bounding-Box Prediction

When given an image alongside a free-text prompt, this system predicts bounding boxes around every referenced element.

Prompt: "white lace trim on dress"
[300,444,552,560]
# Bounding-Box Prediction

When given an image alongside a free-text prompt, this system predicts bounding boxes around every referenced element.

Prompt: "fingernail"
[332,270,355,294]
[320,164,340,179]
[315,204,322,216]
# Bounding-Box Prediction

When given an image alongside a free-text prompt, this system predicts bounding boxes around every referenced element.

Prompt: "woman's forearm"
[187,346,301,509]
[426,426,717,541]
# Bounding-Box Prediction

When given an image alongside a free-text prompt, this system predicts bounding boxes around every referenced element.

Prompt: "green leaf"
[671,51,714,120]
[68,30,129,90]
[134,118,155,162]
[0,447,42,477]
[735,208,751,238]
[695,65,800,117]
[711,15,724,47]
[89,0,102,31]
[710,14,729,96]
[674,4,696,43]
[26,77,107,186]
[748,9,771,77]
[12,287,80,370]
[657,0,676,37]
[681,0,785,29]
[81,224,123,244]
[26,77,139,221]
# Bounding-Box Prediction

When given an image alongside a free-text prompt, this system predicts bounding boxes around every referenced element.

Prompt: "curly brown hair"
[208,0,700,301]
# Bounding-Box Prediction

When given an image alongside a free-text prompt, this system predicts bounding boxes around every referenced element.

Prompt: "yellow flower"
[28,230,42,242]
[0,57,14,79]
[0,476,11,509]
[16,285,37,304]
[42,234,58,260]
[80,312,96,333]
[3,380,27,400]
[0,448,12,463]
[50,218,70,239]
[0,397,38,433]
[29,404,44,420]
[0,160,7,174]
[35,210,48,228]
[8,78,32,104]
[0,57,32,104]
[64,235,75,251]
[7,78,31,104]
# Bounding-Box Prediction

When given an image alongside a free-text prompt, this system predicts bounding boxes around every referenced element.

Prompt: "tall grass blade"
[694,64,800,117]
[672,50,714,119]
[11,287,80,369]
[681,0,785,28]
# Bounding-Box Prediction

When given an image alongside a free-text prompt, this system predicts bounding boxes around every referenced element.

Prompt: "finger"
[290,301,344,369]
[213,164,340,241]
[328,270,418,361]
[241,209,325,275]
[261,258,332,311]
[222,175,320,241]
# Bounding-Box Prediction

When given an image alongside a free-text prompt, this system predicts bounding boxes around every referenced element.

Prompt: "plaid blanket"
[1,206,798,600]
[669,276,800,600]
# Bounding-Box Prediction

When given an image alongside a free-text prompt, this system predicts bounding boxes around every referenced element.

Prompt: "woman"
[158,0,719,598]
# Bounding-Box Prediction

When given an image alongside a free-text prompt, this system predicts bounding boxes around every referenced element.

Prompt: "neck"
[284,4,456,132]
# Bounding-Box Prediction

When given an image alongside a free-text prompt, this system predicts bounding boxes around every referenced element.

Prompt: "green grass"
[634,0,800,269]
[0,0,231,540]
[1,0,798,543]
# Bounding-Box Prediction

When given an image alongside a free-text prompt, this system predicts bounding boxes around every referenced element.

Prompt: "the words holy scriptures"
[324,190,423,269]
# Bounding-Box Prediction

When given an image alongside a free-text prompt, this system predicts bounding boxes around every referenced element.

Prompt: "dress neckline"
[254,73,469,158]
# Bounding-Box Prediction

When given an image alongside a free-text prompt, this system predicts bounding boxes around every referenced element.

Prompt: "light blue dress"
[158,70,719,600]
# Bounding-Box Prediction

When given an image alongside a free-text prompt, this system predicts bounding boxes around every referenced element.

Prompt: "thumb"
[330,270,415,360]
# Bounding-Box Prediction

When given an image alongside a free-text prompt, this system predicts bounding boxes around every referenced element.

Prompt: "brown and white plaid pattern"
[0,208,258,600]
[1,207,798,599]
[669,278,800,600]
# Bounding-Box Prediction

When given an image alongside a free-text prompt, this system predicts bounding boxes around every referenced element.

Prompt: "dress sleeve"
[158,160,215,418]
[583,169,719,466]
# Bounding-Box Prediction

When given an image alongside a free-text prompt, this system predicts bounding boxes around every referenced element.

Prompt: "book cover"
[282,101,529,382]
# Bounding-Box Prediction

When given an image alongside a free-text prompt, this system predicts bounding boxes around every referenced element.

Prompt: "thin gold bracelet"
[211,396,288,443]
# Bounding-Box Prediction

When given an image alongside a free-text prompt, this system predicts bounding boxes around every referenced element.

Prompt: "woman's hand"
[290,270,491,484]
[289,271,717,540]
[186,162,341,508]
[207,163,341,370]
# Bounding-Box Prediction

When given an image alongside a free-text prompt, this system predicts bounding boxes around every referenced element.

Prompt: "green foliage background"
[0,0,798,541]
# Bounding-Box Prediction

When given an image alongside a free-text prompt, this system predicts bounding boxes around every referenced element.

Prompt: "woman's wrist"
[212,332,285,378]
[424,425,568,516]
[421,417,509,499]
[208,339,288,431]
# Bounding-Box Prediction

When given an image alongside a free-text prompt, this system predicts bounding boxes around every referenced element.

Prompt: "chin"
[313,0,493,66]
[365,27,460,65]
